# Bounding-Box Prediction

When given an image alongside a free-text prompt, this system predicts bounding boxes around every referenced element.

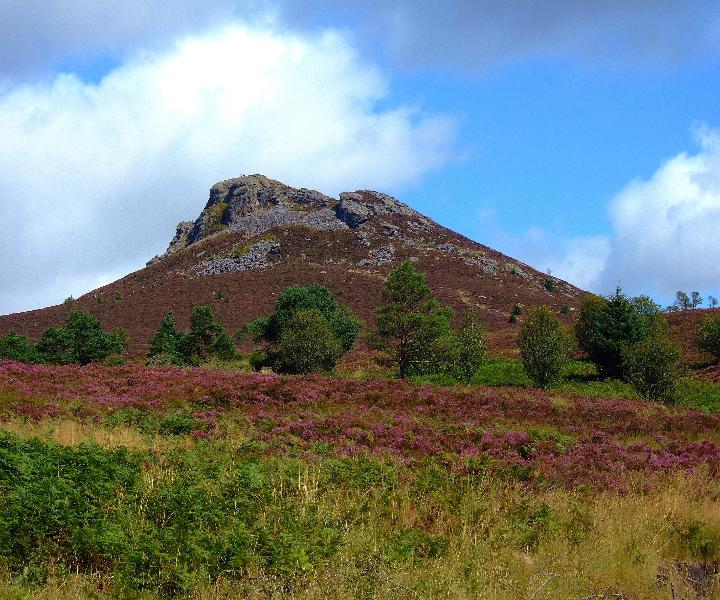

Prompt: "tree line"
[2,262,720,404]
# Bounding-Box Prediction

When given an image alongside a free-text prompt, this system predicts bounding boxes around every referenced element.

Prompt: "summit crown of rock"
[153,174,429,261]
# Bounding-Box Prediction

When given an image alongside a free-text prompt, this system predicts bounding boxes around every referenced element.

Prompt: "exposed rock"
[157,175,438,263]
[358,244,395,267]
[194,240,281,276]
[186,175,338,244]
[146,221,194,265]
[335,190,423,229]
[436,242,499,274]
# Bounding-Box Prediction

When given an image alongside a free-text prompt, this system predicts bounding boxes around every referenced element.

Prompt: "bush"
[698,314,720,364]
[148,307,235,365]
[274,309,343,374]
[246,285,360,374]
[65,311,125,365]
[624,332,683,402]
[248,284,360,352]
[448,310,486,384]
[0,332,39,363]
[575,290,660,378]
[148,313,182,360]
[519,306,572,389]
[249,348,269,372]
[36,326,74,364]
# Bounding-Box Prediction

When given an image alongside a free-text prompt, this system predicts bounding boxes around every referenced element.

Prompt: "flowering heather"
[1,360,719,488]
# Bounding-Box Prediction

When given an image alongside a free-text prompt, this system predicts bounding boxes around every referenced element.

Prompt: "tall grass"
[0,428,718,599]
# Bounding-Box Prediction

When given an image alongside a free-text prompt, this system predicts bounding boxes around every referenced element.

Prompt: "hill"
[0,174,584,356]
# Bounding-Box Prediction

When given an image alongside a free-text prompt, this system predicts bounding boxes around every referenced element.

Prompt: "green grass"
[676,378,720,412]
[415,358,720,412]
[1,429,718,599]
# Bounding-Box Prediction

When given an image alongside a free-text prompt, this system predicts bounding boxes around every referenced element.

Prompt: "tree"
[575,289,660,378]
[245,284,359,373]
[187,305,228,360]
[698,314,720,364]
[148,314,185,365]
[212,330,236,360]
[519,306,572,389]
[36,326,74,364]
[247,284,360,352]
[624,332,683,402]
[274,308,343,374]
[448,310,486,384]
[709,295,718,310]
[375,261,453,378]
[691,292,703,310]
[64,311,125,365]
[675,291,691,311]
[148,307,235,365]
[0,332,39,363]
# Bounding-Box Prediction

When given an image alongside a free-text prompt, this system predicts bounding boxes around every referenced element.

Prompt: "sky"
[1,0,720,314]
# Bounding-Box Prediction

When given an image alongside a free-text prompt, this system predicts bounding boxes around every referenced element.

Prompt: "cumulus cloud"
[596,126,720,296]
[0,25,455,314]
[503,126,720,298]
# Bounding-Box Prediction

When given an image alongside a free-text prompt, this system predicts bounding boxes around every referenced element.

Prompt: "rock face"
[162,174,434,257]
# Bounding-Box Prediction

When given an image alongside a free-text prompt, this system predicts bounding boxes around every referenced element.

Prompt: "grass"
[3,358,720,597]
[413,358,720,413]
[0,429,718,599]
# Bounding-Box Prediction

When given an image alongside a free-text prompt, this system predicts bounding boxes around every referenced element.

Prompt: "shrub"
[448,310,486,384]
[212,330,236,360]
[624,332,683,402]
[543,278,556,292]
[575,289,660,378]
[249,348,269,372]
[560,304,570,315]
[148,307,235,365]
[698,314,720,364]
[36,326,74,364]
[64,311,125,365]
[519,306,572,389]
[148,313,182,361]
[246,285,360,374]
[0,332,39,363]
[249,284,360,352]
[274,308,343,374]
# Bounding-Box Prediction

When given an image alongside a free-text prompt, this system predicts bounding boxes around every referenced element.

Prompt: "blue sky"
[1,1,719,313]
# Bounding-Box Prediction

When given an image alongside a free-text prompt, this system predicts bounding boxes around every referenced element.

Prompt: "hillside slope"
[0,175,585,356]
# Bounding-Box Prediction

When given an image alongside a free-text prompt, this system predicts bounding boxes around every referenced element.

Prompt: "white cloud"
[501,126,720,298]
[0,24,455,315]
[597,126,720,296]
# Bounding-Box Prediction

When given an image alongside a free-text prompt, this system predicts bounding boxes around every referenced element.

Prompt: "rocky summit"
[0,175,585,355]
[149,174,430,265]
